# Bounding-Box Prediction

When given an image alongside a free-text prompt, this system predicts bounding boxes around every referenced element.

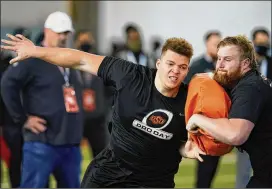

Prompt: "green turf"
[1,147,237,188]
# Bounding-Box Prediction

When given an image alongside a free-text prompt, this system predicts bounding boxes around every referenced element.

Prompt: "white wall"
[1,1,69,27]
[97,1,271,58]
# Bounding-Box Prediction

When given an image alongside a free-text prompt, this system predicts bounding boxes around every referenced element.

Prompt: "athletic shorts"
[80,146,143,188]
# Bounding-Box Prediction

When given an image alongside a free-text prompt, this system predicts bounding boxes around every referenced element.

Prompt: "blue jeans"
[236,149,252,188]
[20,141,81,188]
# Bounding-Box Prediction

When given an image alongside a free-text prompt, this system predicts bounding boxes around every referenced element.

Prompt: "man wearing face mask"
[115,23,151,68]
[75,30,96,54]
[74,30,111,158]
[252,27,272,80]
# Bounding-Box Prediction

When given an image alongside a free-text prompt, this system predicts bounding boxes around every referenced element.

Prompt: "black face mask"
[153,41,161,51]
[80,43,92,52]
[255,45,269,56]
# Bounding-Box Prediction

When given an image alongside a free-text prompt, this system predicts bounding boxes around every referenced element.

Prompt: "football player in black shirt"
[1,34,205,187]
[186,35,272,187]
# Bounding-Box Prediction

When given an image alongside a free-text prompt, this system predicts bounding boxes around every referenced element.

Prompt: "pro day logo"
[132,109,173,140]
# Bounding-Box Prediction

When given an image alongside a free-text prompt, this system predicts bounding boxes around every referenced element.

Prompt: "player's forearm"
[32,46,83,67]
[192,115,238,145]
[32,46,105,75]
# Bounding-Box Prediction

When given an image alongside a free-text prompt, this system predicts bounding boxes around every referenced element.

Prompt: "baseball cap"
[44,11,74,33]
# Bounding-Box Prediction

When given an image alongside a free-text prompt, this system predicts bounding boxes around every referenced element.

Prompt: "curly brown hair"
[217,35,257,70]
[161,37,194,59]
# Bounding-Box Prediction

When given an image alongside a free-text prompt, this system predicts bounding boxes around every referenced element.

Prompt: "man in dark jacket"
[1,12,84,188]
[74,29,111,157]
[252,27,272,79]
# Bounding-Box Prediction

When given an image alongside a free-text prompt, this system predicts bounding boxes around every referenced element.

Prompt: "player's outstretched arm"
[1,34,104,75]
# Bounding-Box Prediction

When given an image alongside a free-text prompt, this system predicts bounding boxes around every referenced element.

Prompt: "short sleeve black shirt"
[229,70,272,177]
[98,56,188,187]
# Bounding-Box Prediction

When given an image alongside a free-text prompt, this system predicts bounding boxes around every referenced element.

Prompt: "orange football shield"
[185,73,233,156]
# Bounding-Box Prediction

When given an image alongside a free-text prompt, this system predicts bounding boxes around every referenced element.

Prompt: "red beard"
[213,68,243,88]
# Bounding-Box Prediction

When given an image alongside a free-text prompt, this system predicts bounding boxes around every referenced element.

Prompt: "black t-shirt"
[98,56,188,187]
[228,70,272,179]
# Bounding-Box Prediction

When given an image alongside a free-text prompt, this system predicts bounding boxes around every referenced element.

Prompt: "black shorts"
[80,146,143,188]
[246,176,272,188]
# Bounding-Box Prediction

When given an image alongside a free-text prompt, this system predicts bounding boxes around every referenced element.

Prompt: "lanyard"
[82,71,93,88]
[59,67,70,86]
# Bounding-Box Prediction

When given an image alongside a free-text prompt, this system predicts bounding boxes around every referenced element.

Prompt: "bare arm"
[32,46,105,75]
[186,80,264,146]
[187,114,254,146]
[1,34,105,75]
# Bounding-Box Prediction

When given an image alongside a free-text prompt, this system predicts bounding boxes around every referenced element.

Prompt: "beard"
[213,67,243,89]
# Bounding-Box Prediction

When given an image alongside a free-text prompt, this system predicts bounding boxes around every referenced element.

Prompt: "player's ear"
[156,59,161,69]
[242,58,250,70]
